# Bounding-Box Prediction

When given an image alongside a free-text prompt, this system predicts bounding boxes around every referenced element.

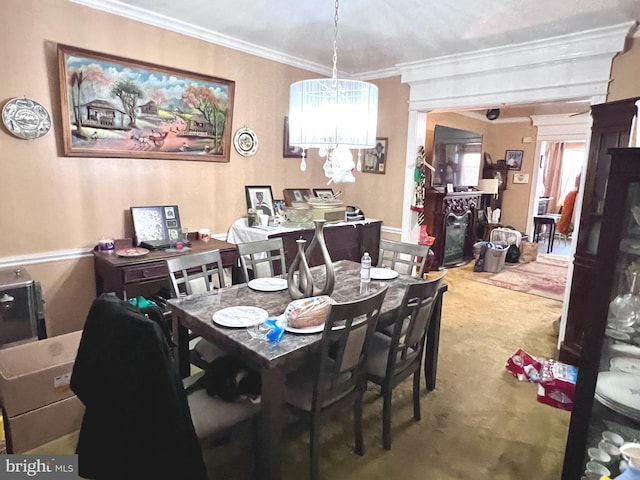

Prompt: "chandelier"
[288,0,378,183]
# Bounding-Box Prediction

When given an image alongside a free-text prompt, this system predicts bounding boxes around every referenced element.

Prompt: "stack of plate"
[595,372,640,421]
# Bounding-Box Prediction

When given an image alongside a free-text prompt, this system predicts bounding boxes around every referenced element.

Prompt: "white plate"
[609,343,640,358]
[596,372,640,413]
[212,306,269,328]
[233,127,258,156]
[115,247,149,257]
[248,277,288,292]
[285,323,325,334]
[611,357,640,375]
[606,329,632,341]
[370,267,399,280]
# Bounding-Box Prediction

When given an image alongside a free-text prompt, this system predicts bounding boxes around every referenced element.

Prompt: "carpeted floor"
[29,264,571,479]
[466,254,569,302]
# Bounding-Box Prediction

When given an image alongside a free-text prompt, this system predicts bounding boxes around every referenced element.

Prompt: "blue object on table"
[265,318,284,342]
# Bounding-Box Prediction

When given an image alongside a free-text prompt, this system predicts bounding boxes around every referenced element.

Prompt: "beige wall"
[609,37,640,101]
[0,0,409,334]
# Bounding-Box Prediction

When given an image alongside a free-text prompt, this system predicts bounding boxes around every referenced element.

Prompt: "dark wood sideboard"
[268,220,382,268]
[421,191,481,270]
[93,236,238,299]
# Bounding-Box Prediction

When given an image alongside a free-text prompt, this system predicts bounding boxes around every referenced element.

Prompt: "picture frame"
[362,137,388,174]
[57,44,235,162]
[282,188,312,206]
[312,188,334,199]
[273,199,286,216]
[283,116,305,158]
[245,185,275,217]
[505,149,524,171]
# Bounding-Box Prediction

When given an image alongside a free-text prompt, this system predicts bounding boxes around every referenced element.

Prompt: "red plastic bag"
[505,349,543,382]
[536,360,577,411]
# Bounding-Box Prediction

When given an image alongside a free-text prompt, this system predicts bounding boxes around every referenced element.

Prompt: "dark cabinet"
[560,97,640,365]
[562,148,640,479]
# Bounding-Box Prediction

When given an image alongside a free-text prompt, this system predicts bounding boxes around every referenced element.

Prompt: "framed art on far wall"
[312,188,334,199]
[245,185,275,216]
[363,137,388,174]
[283,188,312,206]
[57,44,235,162]
[283,116,305,158]
[505,149,524,170]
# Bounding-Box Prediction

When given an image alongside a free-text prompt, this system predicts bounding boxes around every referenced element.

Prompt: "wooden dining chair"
[378,238,430,277]
[237,237,287,282]
[365,275,444,450]
[284,287,388,480]
[165,250,227,368]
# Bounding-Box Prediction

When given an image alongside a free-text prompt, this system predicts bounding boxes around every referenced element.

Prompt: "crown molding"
[399,22,635,84]
[69,0,333,76]
[400,21,632,112]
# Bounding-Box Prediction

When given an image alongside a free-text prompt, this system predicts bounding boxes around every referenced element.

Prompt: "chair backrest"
[166,250,226,297]
[237,237,287,282]
[378,239,429,277]
[312,287,388,413]
[386,276,444,380]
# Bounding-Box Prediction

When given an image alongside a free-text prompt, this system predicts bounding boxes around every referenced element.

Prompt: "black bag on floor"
[505,244,521,263]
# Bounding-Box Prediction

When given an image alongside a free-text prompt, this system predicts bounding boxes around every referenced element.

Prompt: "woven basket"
[284,296,335,328]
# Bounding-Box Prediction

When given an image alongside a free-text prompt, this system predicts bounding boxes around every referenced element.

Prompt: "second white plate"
[212,306,269,328]
[248,277,288,292]
[370,267,399,280]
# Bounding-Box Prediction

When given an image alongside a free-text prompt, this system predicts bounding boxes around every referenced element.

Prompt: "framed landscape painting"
[57,44,235,162]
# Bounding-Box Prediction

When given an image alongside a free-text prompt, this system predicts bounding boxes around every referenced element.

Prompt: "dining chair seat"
[365,332,419,378]
[184,371,260,443]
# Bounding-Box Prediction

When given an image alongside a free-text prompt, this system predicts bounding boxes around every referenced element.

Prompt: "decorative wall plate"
[2,97,52,140]
[233,127,258,156]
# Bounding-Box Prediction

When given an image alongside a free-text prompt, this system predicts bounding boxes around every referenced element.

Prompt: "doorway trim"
[398,22,633,244]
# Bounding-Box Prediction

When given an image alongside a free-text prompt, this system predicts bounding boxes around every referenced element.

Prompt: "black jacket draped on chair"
[71,294,207,480]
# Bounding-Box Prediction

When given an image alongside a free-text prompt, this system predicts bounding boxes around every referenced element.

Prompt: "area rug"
[467,255,569,301]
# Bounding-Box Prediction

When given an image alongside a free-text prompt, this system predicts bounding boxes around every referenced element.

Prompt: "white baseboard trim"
[381,225,402,237]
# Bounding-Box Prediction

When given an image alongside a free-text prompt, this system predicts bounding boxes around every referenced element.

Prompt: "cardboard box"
[4,395,84,453]
[0,331,81,417]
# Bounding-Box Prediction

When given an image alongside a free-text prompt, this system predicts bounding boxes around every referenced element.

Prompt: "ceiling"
[80,0,640,116]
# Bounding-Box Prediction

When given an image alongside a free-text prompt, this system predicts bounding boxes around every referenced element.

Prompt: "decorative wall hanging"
[57,44,235,162]
[234,127,258,157]
[362,137,388,174]
[283,116,304,158]
[2,97,51,140]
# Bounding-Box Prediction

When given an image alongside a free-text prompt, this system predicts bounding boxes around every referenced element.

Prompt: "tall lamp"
[477,178,500,222]
[288,0,378,184]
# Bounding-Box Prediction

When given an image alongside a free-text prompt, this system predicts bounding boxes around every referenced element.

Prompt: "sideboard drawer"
[122,264,167,284]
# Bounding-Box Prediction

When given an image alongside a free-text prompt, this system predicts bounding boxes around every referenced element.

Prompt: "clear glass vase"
[609,271,640,328]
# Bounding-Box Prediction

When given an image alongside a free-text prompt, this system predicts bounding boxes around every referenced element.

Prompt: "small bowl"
[603,431,625,447]
[284,205,313,224]
[599,440,621,460]
[585,461,611,476]
[587,447,611,464]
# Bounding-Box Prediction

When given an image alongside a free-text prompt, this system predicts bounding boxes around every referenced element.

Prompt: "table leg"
[173,313,190,378]
[256,367,286,480]
[424,285,446,391]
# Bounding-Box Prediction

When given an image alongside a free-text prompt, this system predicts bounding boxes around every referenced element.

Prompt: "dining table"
[167,260,447,480]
